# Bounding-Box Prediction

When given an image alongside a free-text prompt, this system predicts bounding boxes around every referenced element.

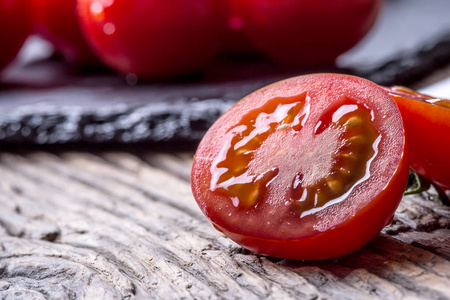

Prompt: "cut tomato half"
[192,74,409,260]
[385,86,450,190]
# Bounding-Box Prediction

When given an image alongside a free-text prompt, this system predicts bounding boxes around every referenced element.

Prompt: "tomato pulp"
[192,74,409,260]
[0,0,32,72]
[385,86,450,190]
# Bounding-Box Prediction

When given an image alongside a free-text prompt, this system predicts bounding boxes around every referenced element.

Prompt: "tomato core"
[210,93,379,217]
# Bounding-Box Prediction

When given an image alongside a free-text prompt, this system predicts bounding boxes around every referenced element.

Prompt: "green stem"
[404,169,449,206]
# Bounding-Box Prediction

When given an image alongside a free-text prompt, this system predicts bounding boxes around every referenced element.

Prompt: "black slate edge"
[0,99,235,145]
[1,31,450,145]
[359,31,450,86]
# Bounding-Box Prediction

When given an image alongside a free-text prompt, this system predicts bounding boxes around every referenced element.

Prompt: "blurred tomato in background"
[0,0,32,72]
[32,0,99,66]
[232,0,383,67]
[77,0,228,80]
[0,0,385,80]
[221,0,258,57]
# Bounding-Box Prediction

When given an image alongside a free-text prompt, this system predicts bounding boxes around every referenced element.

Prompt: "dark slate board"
[1,0,450,145]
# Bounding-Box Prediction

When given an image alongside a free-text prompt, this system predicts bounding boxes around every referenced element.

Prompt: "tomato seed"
[346,135,365,145]
[277,124,290,130]
[344,116,363,128]
[339,152,357,160]
[326,179,343,194]
[338,167,351,175]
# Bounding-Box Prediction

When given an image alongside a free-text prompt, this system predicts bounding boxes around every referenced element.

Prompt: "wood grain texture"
[0,149,449,300]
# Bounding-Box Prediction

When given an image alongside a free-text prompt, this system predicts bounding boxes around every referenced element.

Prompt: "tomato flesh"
[385,86,450,190]
[192,74,409,260]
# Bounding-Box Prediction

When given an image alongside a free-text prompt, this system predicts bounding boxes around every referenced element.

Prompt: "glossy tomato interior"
[192,74,409,260]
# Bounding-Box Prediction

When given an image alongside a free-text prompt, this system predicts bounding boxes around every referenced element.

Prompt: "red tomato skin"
[77,0,228,80]
[192,74,409,260]
[213,154,409,260]
[233,0,383,66]
[32,0,99,65]
[0,0,32,72]
[386,90,450,190]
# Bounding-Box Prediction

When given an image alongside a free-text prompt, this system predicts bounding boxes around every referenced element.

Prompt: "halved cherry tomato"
[32,0,99,65]
[232,0,383,67]
[77,0,228,80]
[385,86,450,190]
[0,0,32,72]
[192,74,409,260]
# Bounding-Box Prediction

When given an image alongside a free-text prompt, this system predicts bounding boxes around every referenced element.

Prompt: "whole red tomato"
[221,0,257,56]
[385,86,450,190]
[32,0,99,65]
[191,74,409,260]
[77,0,228,80]
[232,0,383,67]
[0,0,32,72]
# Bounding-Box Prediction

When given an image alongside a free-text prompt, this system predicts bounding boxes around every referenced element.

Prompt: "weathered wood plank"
[0,150,449,299]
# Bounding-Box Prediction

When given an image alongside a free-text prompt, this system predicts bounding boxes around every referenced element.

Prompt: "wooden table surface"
[0,143,449,299]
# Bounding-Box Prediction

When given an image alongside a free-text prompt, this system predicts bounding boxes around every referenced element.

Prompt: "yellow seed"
[283,113,295,124]
[252,136,261,143]
[338,167,351,175]
[346,135,364,145]
[326,179,343,194]
[246,187,260,207]
[339,152,357,160]
[233,164,247,174]
[235,147,249,155]
[247,136,262,149]
[344,116,362,128]
[277,123,290,130]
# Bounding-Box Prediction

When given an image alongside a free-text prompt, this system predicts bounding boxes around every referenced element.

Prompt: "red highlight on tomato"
[192,74,409,260]
[0,0,32,72]
[77,0,228,80]
[231,0,382,66]
[32,0,99,65]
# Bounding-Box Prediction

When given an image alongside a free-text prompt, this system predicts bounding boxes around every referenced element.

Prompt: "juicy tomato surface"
[77,0,228,80]
[32,0,98,65]
[385,86,450,190]
[192,74,409,260]
[232,0,383,67]
[0,0,32,72]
